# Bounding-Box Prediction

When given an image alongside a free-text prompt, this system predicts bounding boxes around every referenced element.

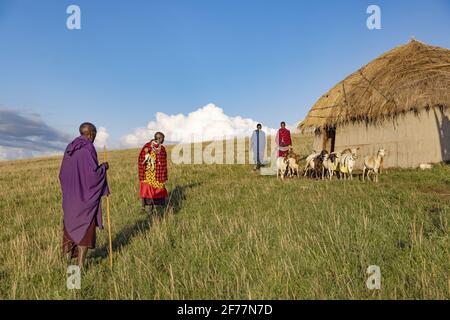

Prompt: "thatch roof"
[299,40,450,131]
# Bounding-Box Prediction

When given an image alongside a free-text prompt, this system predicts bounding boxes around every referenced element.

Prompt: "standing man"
[59,122,110,269]
[138,132,168,214]
[251,123,266,170]
[276,121,292,157]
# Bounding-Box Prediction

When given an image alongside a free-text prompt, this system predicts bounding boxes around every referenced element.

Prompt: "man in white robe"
[251,124,266,169]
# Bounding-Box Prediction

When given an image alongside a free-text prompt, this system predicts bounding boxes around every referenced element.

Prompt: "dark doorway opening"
[322,126,336,152]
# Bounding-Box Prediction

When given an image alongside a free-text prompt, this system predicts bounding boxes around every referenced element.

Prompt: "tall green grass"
[0,134,448,299]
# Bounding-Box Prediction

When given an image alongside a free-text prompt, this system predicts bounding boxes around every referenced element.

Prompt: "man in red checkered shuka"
[276,121,292,157]
[138,132,168,214]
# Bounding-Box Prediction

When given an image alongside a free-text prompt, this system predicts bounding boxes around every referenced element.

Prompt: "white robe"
[251,129,266,164]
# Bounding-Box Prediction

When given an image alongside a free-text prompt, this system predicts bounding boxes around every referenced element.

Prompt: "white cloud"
[0,146,62,161]
[94,127,110,149]
[120,103,278,147]
[0,146,24,160]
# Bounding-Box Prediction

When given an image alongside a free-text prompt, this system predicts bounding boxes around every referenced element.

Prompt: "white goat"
[363,149,386,182]
[276,157,289,180]
[304,151,319,177]
[339,148,359,180]
[287,158,300,178]
[419,163,432,170]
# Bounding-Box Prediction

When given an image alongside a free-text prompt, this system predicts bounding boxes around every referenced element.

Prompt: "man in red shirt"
[276,122,292,157]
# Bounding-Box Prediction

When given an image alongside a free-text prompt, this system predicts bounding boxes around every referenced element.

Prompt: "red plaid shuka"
[276,128,292,147]
[276,128,292,157]
[138,142,168,183]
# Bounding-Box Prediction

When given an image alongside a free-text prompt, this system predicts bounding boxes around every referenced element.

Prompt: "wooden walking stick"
[103,145,113,270]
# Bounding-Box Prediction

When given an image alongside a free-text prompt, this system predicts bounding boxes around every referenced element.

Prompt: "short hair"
[79,122,97,135]
[280,121,286,126]
[154,132,165,139]
[257,123,262,128]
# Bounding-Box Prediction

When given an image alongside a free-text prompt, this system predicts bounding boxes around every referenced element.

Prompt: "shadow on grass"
[168,182,201,215]
[90,182,201,261]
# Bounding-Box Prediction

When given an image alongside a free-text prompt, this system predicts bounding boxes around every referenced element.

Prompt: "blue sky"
[0,0,449,159]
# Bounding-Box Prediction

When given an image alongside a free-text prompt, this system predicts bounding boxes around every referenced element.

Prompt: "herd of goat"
[276,147,386,182]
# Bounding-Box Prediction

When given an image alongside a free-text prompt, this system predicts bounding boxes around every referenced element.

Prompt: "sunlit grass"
[0,134,448,299]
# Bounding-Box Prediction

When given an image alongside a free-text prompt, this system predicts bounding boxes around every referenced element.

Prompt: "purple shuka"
[59,135,110,244]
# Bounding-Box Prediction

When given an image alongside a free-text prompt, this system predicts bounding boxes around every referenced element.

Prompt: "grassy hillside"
[0,134,448,299]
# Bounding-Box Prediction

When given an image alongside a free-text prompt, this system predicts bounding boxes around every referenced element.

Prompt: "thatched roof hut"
[299,40,450,168]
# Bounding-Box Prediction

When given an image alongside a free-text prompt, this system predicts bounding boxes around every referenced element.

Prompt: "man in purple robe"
[59,122,110,268]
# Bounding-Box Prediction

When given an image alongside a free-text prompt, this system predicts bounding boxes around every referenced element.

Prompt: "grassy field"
[0,134,448,299]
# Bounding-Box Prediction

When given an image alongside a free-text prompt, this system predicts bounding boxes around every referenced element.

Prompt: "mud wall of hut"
[312,107,450,168]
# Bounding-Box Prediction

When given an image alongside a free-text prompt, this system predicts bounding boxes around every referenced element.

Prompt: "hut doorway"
[322,127,336,152]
